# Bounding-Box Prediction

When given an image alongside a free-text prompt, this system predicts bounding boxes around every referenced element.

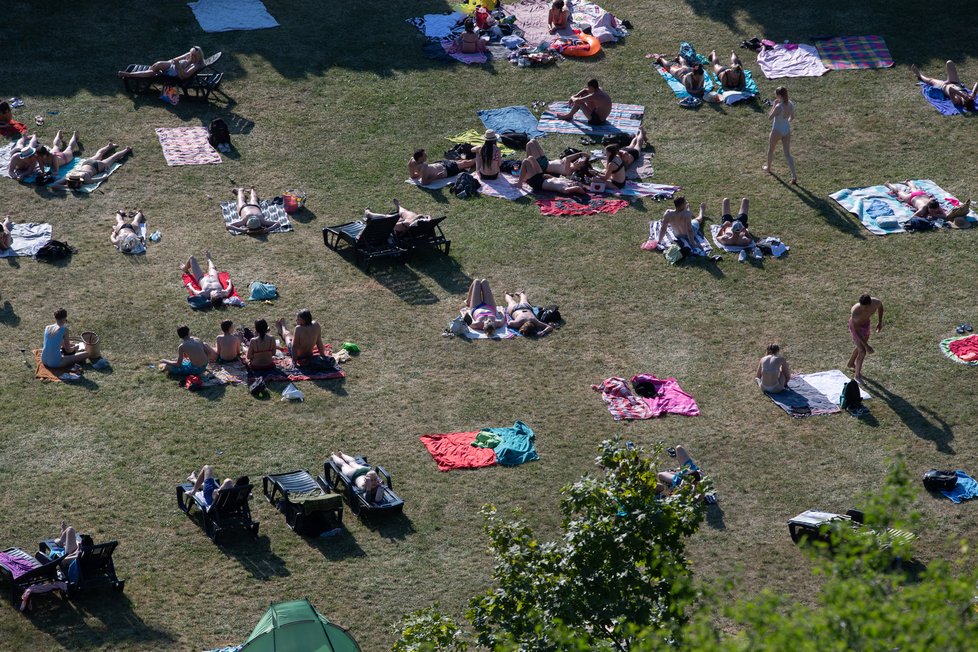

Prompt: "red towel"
[0,121,27,137]
[419,431,498,472]
[536,194,629,216]
[949,335,978,362]
[182,271,241,300]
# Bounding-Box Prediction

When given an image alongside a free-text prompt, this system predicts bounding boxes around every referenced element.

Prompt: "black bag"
[922,469,957,492]
[839,379,863,411]
[34,239,76,261]
[601,133,632,147]
[538,304,561,324]
[443,143,475,161]
[632,380,658,398]
[905,217,935,232]
[559,147,582,159]
[208,118,231,148]
[450,172,481,199]
[500,131,530,149]
[249,377,267,398]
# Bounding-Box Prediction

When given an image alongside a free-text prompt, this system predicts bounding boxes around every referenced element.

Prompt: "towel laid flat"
[802,370,871,403]
[709,223,755,252]
[0,222,52,257]
[830,180,978,235]
[33,349,81,382]
[537,102,644,135]
[606,181,679,199]
[441,40,488,64]
[407,11,465,40]
[591,375,700,420]
[757,44,829,79]
[478,106,545,139]
[942,334,978,365]
[537,194,629,216]
[156,127,222,166]
[20,157,123,193]
[814,35,893,70]
[942,471,978,503]
[479,174,531,200]
[764,376,840,416]
[0,141,15,177]
[455,309,519,339]
[712,68,760,104]
[648,220,713,256]
[419,431,499,471]
[506,0,575,46]
[248,353,344,382]
[654,63,715,101]
[187,0,278,32]
[182,271,243,308]
[919,82,973,116]
[446,130,516,156]
[221,200,292,235]
[406,176,457,190]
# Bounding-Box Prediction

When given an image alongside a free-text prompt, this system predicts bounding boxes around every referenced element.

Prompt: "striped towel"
[156,127,222,166]
[815,35,893,70]
[221,200,292,235]
[592,377,656,420]
[537,102,644,136]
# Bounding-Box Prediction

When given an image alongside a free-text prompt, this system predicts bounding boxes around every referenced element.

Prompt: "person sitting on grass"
[186,465,234,508]
[246,318,277,371]
[408,148,476,185]
[556,78,612,124]
[548,0,570,32]
[0,216,13,252]
[110,209,145,253]
[655,445,703,496]
[885,180,972,227]
[227,187,280,234]
[117,46,207,80]
[214,319,242,363]
[35,131,79,176]
[276,309,328,362]
[756,343,791,393]
[50,143,132,190]
[7,135,41,180]
[181,250,231,305]
[504,291,554,336]
[331,452,385,502]
[160,325,214,376]
[912,60,977,111]
[456,17,487,54]
[41,308,92,369]
[653,53,706,97]
[710,50,746,90]
[464,278,505,335]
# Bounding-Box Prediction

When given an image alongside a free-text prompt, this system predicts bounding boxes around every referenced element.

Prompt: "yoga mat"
[757,44,829,79]
[156,126,222,166]
[221,200,292,235]
[0,222,52,257]
[537,102,644,136]
[477,106,545,139]
[814,35,893,70]
[187,0,279,33]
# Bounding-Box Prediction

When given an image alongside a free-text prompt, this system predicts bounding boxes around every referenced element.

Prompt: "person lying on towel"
[110,209,145,253]
[464,278,505,336]
[227,187,280,234]
[518,148,590,199]
[182,250,231,304]
[160,325,215,375]
[409,148,476,185]
[657,196,706,254]
[34,130,79,176]
[885,181,972,228]
[556,78,612,124]
[756,343,791,393]
[653,54,707,98]
[600,127,649,190]
[716,198,761,254]
[331,452,384,502]
[912,60,977,111]
[504,290,554,336]
[7,135,42,180]
[276,309,330,364]
[709,50,746,91]
[656,445,702,496]
[117,46,207,81]
[49,143,132,191]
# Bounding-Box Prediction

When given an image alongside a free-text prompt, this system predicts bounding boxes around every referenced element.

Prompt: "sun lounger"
[262,470,343,536]
[393,216,451,258]
[788,509,916,550]
[120,51,225,101]
[321,456,405,517]
[36,539,125,596]
[323,212,405,271]
[177,478,260,543]
[0,547,60,605]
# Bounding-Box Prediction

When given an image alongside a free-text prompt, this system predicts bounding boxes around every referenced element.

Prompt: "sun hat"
[483,129,498,142]
[18,146,35,159]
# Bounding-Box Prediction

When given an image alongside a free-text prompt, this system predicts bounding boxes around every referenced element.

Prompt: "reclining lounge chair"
[0,547,60,605]
[788,509,916,549]
[177,477,260,544]
[37,539,125,596]
[322,212,405,272]
[263,470,343,536]
[322,455,405,517]
[120,51,225,101]
[393,216,451,258]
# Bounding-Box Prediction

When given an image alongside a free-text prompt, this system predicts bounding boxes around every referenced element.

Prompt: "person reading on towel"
[456,18,487,54]
[7,136,41,180]
[885,180,972,226]
[409,148,476,185]
[504,291,554,336]
[160,325,215,375]
[0,216,13,252]
[41,308,92,368]
[548,0,570,32]
[657,196,706,252]
[912,60,977,111]
[182,250,230,304]
[655,446,702,496]
[756,343,791,393]
[331,452,384,502]
[556,78,612,124]
[716,198,755,247]
[50,143,132,191]
[276,309,328,361]
[227,187,279,234]
[214,320,242,363]
[600,128,648,189]
[525,138,592,178]
[518,149,591,199]
[474,130,501,180]
[464,278,505,335]
[653,54,706,97]
[35,130,79,176]
[246,318,277,371]
[186,465,234,508]
[110,209,145,253]
[709,50,746,90]
[848,294,883,385]
[117,46,206,80]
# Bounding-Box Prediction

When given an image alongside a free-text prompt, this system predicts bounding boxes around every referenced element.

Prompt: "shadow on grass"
[362,512,418,542]
[312,375,349,397]
[304,531,366,561]
[409,252,472,294]
[705,503,726,530]
[372,264,441,305]
[861,377,955,454]
[290,206,317,225]
[0,300,21,326]
[26,592,174,649]
[779,177,866,240]
[218,534,291,580]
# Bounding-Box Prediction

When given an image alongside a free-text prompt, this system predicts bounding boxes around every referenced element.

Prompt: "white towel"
[187,0,279,33]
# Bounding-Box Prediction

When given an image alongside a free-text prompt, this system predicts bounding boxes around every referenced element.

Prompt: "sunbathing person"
[214,319,242,363]
[48,520,81,564]
[885,180,972,225]
[7,135,41,180]
[186,465,234,508]
[35,131,78,176]
[525,138,591,178]
[518,151,590,199]
[556,79,612,124]
[41,308,91,368]
[227,187,279,234]
[0,216,13,251]
[110,209,145,253]
[474,130,501,180]
[549,0,570,32]
[246,318,277,371]
[160,325,215,375]
[600,128,648,189]
[50,143,132,190]
[464,278,505,335]
[117,46,206,80]
[182,250,231,304]
[655,445,702,496]
[504,291,554,336]
[710,50,746,90]
[756,343,791,393]
[716,198,759,257]
[409,148,476,185]
[276,309,327,361]
[912,61,977,111]
[331,452,385,502]
[653,54,706,97]
[456,18,487,54]
[657,196,707,252]
[387,199,436,235]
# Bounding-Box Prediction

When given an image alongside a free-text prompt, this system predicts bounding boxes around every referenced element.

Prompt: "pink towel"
[757,44,829,79]
[592,374,700,420]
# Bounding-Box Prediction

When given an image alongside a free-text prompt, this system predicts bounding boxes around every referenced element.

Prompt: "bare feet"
[791,177,798,185]
[275,318,286,335]
[762,165,772,174]
[709,49,718,63]
[555,113,573,121]
[910,64,922,81]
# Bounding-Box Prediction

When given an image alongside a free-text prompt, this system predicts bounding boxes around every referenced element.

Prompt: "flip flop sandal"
[966,324,974,332]
[956,324,967,334]
[34,115,44,126]
[666,447,677,458]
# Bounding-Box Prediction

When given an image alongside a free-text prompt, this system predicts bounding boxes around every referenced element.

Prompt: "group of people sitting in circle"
[462,278,554,337]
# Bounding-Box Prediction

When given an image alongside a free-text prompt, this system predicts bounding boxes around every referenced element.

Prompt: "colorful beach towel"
[0,222,51,257]
[654,62,714,102]
[537,193,629,216]
[187,0,279,33]
[712,68,760,105]
[420,422,538,471]
[537,102,644,136]
[941,471,978,503]
[455,309,519,339]
[0,120,27,137]
[830,180,978,235]
[33,349,81,383]
[221,200,292,235]
[182,271,243,307]
[21,156,123,193]
[156,127,222,166]
[919,82,973,116]
[591,375,700,420]
[249,352,344,382]
[606,181,680,199]
[757,44,829,79]
[942,334,978,365]
[441,40,488,65]
[506,0,574,46]
[447,130,516,156]
[477,106,545,140]
[648,220,713,256]
[479,174,531,200]
[814,36,893,70]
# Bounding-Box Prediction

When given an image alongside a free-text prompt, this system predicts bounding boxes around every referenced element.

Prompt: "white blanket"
[0,222,52,257]
[187,0,279,33]
[801,370,871,402]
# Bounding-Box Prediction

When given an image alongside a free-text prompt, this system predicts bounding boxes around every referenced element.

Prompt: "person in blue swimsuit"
[186,465,234,508]
[41,308,91,368]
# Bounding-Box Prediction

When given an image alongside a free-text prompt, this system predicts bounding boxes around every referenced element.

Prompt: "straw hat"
[483,129,498,142]
[18,146,35,159]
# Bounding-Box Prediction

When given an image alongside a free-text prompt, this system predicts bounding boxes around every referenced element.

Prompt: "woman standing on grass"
[763,86,797,184]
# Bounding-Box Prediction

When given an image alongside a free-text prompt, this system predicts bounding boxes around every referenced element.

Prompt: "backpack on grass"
[450,172,481,199]
[34,239,76,262]
[922,469,957,492]
[208,118,231,151]
[839,379,863,411]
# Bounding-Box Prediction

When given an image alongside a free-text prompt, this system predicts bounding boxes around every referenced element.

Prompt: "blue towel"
[655,60,714,101]
[480,420,539,467]
[941,471,978,503]
[477,106,544,139]
[864,198,895,219]
[919,82,971,116]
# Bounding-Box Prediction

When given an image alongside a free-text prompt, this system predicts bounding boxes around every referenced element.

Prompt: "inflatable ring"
[551,29,601,58]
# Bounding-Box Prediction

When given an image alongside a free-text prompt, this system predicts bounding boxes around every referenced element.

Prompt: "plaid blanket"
[648,220,712,256]
[155,127,222,166]
[537,102,644,136]
[815,35,893,70]
[221,200,292,234]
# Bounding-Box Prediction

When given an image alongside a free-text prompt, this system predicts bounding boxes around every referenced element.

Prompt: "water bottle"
[149,230,162,242]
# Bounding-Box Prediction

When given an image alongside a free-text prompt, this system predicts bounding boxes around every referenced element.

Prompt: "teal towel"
[481,420,539,467]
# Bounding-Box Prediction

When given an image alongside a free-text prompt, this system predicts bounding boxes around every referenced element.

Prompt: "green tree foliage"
[392,606,470,652]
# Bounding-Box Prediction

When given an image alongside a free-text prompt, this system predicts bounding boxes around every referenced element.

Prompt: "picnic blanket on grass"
[33,349,81,382]
[764,370,871,417]
[919,82,973,116]
[814,36,893,70]
[406,173,530,200]
[507,0,575,46]
[537,193,628,216]
[942,334,978,365]
[478,106,545,139]
[648,220,712,256]
[155,127,222,166]
[537,102,644,136]
[420,421,538,471]
[20,157,122,193]
[447,130,516,156]
[607,181,679,199]
[830,180,978,235]
[182,272,243,308]
[757,44,829,79]
[941,471,978,503]
[221,200,292,234]
[442,40,488,65]
[199,353,343,385]
[0,222,51,257]
[187,0,278,32]
[592,375,700,420]
[455,308,519,339]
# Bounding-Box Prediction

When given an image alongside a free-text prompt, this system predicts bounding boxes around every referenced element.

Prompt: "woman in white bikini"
[117,46,206,81]
[763,86,797,184]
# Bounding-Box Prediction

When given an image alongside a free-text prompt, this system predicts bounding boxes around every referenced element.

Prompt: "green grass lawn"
[2,0,978,649]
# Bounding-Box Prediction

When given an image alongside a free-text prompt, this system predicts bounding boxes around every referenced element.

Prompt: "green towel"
[473,430,503,448]
[288,490,343,512]
[480,420,539,466]
[446,129,516,156]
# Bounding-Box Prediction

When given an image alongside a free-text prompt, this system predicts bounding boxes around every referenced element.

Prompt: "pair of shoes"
[738,250,748,262]
[955,323,973,334]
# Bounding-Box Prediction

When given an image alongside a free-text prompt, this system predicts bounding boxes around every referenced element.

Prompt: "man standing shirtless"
[556,79,612,124]
[847,294,884,384]
[276,309,327,361]
[408,149,475,186]
[657,196,707,253]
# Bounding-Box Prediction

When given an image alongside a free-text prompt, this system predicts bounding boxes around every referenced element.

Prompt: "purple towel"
[0,551,38,579]
[919,82,971,116]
